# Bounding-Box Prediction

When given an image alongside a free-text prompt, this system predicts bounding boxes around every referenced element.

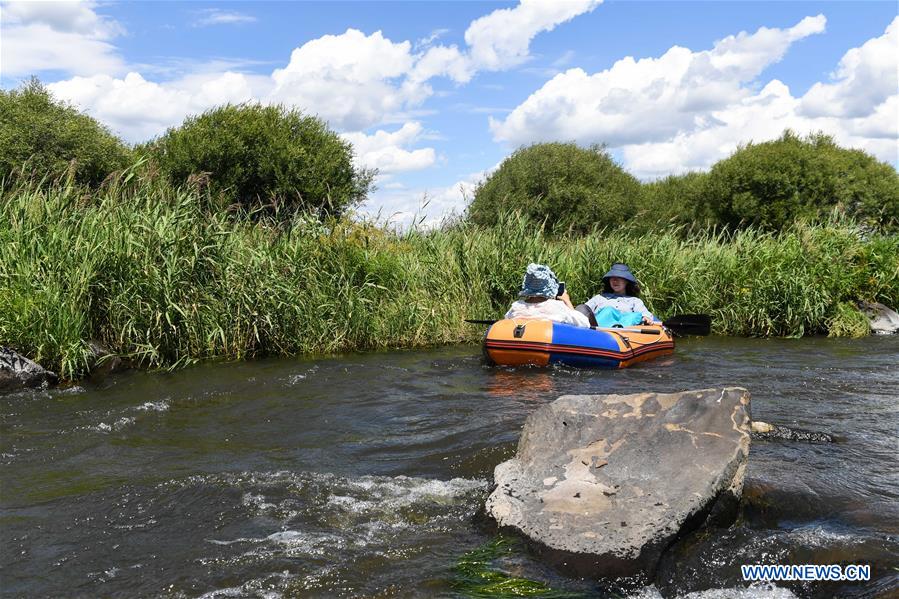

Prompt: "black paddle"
[661,314,711,336]
[465,314,712,336]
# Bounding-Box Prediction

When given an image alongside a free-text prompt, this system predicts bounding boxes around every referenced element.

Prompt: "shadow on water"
[1,335,897,597]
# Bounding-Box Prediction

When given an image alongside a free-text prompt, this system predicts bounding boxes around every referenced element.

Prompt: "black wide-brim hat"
[602,263,638,284]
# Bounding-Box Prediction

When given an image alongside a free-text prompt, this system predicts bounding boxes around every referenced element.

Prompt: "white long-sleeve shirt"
[584,294,658,323]
[505,299,591,328]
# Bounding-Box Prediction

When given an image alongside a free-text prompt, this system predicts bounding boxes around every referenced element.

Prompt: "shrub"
[698,131,899,232]
[0,78,131,186]
[150,103,374,218]
[640,171,710,229]
[467,142,642,235]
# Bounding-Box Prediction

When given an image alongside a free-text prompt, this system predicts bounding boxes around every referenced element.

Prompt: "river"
[2,336,897,598]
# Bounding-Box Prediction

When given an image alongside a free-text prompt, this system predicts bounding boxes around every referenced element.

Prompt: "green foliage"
[826,302,871,338]
[467,143,642,235]
[640,171,710,229]
[149,103,374,218]
[2,172,896,378]
[0,78,131,186]
[698,131,899,232]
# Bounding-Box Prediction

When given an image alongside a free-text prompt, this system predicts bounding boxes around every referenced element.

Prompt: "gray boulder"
[0,347,59,394]
[485,387,751,580]
[86,340,125,380]
[858,301,899,335]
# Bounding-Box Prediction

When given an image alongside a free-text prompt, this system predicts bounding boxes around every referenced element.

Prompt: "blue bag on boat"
[594,306,643,328]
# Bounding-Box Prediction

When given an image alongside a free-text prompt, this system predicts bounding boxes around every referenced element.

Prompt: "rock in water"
[0,347,59,394]
[485,387,751,580]
[857,301,899,335]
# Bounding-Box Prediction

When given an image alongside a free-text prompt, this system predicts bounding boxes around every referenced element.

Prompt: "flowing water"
[2,336,897,598]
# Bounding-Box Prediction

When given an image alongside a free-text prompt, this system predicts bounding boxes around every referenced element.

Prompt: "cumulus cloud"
[268,29,422,131]
[800,17,898,119]
[48,71,257,141]
[264,1,603,129]
[19,1,601,140]
[341,122,436,174]
[490,15,897,178]
[1,0,125,76]
[490,15,827,148]
[465,0,602,70]
[621,18,899,177]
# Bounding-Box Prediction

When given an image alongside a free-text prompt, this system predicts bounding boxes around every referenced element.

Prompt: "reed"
[2,174,896,378]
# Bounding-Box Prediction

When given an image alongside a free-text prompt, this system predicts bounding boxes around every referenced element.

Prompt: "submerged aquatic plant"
[452,535,586,598]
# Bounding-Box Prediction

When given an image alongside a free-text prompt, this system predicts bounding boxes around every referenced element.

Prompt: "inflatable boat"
[483,319,674,368]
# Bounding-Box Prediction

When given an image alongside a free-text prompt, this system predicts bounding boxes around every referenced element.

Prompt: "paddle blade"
[663,314,711,336]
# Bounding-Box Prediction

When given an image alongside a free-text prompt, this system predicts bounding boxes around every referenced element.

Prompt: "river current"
[2,336,897,598]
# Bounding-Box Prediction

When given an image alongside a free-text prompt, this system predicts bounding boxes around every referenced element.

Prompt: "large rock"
[0,347,59,394]
[858,301,899,335]
[85,340,126,380]
[485,387,751,581]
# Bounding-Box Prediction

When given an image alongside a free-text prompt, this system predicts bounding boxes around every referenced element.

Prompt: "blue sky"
[2,1,897,226]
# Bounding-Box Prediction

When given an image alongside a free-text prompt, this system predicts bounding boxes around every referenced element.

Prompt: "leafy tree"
[467,142,642,235]
[0,78,131,186]
[698,131,899,232]
[150,103,374,218]
[640,171,710,229]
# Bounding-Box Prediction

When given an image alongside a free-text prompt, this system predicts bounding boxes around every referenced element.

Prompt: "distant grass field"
[2,174,896,378]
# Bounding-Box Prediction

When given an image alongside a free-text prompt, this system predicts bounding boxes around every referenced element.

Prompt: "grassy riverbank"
[2,175,897,378]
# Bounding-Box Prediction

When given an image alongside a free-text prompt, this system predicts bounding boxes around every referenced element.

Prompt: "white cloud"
[465,0,602,70]
[18,1,601,140]
[618,18,899,178]
[192,9,257,27]
[48,71,256,141]
[341,122,437,174]
[489,14,898,178]
[800,16,898,118]
[268,29,421,131]
[490,15,827,148]
[416,28,450,49]
[358,166,492,230]
[357,159,505,230]
[263,1,604,128]
[1,0,125,76]
[1,0,123,36]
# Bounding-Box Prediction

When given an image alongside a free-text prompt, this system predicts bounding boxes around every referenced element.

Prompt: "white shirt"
[585,294,658,322]
[505,298,591,328]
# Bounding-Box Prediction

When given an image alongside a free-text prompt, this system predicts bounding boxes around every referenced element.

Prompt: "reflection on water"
[486,369,558,399]
[1,335,898,598]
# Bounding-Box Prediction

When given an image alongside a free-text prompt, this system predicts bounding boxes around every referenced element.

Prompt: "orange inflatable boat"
[483,319,674,368]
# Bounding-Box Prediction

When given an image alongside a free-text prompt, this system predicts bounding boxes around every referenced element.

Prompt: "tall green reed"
[2,175,896,378]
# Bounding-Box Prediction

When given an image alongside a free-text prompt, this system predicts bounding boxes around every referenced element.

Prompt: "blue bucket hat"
[603,263,638,284]
[519,263,559,298]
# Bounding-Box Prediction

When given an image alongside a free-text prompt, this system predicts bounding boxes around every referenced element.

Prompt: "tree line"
[2,78,897,233]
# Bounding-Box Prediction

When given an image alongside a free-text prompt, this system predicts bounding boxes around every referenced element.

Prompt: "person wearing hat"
[584,263,659,325]
[505,263,591,327]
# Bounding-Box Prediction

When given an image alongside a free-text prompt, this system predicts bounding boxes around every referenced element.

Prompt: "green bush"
[150,103,374,218]
[698,131,899,232]
[640,171,710,229]
[0,78,131,186]
[467,142,642,235]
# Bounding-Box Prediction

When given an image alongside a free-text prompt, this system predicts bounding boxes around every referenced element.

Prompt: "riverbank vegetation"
[468,134,899,235]
[2,80,897,378]
[2,172,896,378]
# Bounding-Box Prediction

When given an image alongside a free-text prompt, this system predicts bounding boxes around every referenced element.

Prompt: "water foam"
[136,400,169,412]
[91,416,136,432]
[627,584,797,599]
